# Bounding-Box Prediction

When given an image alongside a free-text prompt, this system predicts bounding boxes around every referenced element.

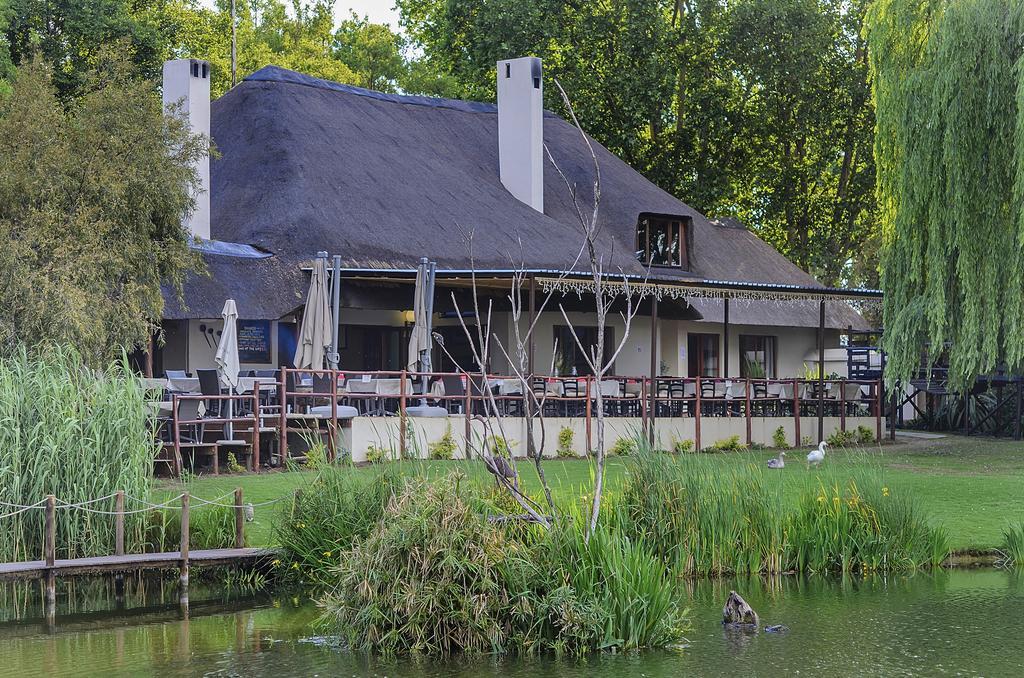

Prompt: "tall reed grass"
[615,437,949,575]
[0,347,157,561]
[276,463,407,587]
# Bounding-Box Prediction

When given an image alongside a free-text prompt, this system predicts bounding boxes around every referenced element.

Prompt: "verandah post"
[694,377,702,452]
[279,368,288,463]
[399,370,408,459]
[745,377,752,446]
[793,378,801,447]
[252,381,261,471]
[876,378,883,442]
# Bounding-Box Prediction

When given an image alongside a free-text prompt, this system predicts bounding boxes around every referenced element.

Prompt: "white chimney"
[162,59,211,240]
[497,57,543,212]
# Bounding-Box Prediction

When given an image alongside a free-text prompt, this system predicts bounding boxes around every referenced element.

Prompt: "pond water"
[1,568,1022,677]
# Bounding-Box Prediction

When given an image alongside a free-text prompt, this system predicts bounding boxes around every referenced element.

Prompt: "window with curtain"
[740,335,777,378]
[552,326,615,376]
[687,333,719,377]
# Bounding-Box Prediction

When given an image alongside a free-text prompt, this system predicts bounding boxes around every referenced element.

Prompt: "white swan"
[806,441,827,467]
[767,451,786,469]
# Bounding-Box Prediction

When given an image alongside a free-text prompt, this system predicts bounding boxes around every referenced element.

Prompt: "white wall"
[344,414,879,460]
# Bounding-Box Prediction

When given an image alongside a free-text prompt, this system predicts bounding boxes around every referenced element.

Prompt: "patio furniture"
[197,369,224,419]
[438,375,466,414]
[307,373,359,419]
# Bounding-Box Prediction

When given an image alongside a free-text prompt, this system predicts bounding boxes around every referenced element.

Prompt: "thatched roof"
[169,66,868,329]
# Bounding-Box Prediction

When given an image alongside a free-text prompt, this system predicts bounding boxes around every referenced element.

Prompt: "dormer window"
[637,215,689,268]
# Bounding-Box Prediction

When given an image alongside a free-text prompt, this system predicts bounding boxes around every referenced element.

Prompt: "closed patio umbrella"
[407,258,446,417]
[294,256,333,370]
[407,258,434,373]
[215,299,240,438]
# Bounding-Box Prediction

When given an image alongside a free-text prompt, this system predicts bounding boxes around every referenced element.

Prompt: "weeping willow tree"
[865,0,1024,391]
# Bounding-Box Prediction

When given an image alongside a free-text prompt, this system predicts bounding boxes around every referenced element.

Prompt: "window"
[637,216,688,268]
[740,335,777,379]
[687,333,719,377]
[553,326,615,376]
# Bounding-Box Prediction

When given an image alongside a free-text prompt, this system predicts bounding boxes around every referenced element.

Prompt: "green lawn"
[158,435,1024,552]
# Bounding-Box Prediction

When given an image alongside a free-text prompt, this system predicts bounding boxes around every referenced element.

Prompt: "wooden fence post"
[115,491,125,556]
[180,493,190,588]
[234,488,245,549]
[44,495,56,605]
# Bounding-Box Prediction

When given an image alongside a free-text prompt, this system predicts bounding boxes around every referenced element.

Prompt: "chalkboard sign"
[238,320,272,363]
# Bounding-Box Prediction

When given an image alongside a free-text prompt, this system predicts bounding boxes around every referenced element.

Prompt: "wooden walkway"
[0,548,275,581]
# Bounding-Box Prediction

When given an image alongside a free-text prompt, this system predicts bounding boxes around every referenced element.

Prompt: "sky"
[198,0,401,29]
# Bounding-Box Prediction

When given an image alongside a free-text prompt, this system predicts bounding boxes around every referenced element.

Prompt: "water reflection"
[0,569,1021,676]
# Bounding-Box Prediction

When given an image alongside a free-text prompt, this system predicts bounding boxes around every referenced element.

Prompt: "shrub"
[557,427,575,458]
[226,452,246,474]
[672,438,694,454]
[276,464,406,587]
[365,443,389,464]
[608,437,637,456]
[704,435,745,452]
[491,436,516,458]
[428,423,458,460]
[0,347,156,561]
[826,429,857,447]
[772,426,790,449]
[856,425,875,445]
[319,474,687,656]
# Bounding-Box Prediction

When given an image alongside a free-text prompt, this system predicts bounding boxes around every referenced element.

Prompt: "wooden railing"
[157,370,884,472]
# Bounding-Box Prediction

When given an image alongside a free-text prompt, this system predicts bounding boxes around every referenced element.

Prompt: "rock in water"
[722,591,759,626]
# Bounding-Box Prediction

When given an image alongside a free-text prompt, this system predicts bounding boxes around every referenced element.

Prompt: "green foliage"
[3,0,168,100]
[319,473,686,656]
[557,427,575,458]
[615,440,948,575]
[772,426,791,449]
[397,0,878,285]
[365,443,389,464]
[1001,521,1024,566]
[827,429,857,447]
[608,437,637,457]
[0,347,156,561]
[0,54,204,363]
[672,438,694,454]
[856,425,875,445]
[704,435,746,452]
[866,0,1024,389]
[226,452,246,474]
[491,436,515,458]
[428,423,457,460]
[145,504,238,552]
[275,464,405,588]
